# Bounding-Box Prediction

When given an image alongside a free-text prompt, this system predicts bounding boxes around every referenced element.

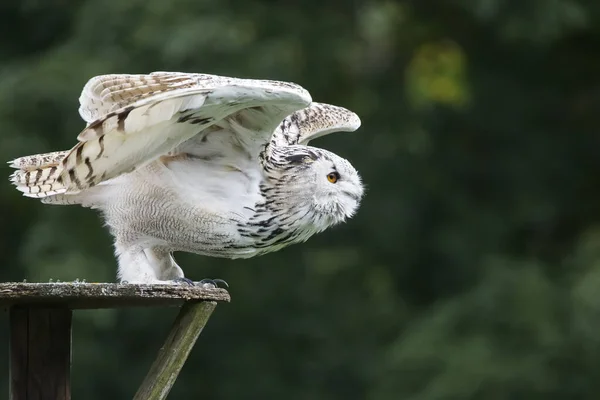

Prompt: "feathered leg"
[115,245,185,284]
[159,252,186,280]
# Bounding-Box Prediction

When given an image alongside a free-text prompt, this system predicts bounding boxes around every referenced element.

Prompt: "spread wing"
[78,72,200,123]
[272,102,361,147]
[56,71,311,192]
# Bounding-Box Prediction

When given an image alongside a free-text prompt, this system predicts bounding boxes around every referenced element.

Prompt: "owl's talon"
[172,277,195,285]
[198,278,229,289]
[212,278,229,288]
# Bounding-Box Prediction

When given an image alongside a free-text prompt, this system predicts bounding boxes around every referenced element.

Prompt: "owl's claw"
[198,278,229,289]
[213,278,229,288]
[172,277,195,285]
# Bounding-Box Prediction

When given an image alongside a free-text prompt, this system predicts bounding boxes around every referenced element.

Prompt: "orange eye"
[327,172,340,183]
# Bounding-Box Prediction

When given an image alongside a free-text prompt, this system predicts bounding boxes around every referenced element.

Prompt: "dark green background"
[2,0,600,398]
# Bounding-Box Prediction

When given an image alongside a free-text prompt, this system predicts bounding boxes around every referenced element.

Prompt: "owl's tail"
[8,150,70,198]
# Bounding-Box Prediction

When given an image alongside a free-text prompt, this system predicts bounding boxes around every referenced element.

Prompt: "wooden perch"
[0,282,230,309]
[0,282,230,400]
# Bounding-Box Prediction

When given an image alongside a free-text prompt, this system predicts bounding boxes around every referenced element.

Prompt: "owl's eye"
[327,172,340,183]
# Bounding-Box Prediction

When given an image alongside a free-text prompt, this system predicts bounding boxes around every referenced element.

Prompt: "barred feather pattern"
[78,71,307,124]
[78,72,200,123]
[60,72,310,193]
[9,151,69,197]
[272,102,362,146]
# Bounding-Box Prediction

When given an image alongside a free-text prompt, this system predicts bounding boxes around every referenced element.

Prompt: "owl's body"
[9,72,363,283]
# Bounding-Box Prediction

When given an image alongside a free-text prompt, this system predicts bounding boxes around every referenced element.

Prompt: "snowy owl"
[9,72,364,284]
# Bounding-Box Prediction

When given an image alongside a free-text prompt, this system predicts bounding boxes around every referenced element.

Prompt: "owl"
[9,72,364,284]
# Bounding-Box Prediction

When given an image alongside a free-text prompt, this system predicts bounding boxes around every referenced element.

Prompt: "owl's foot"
[167,277,229,288]
[198,278,229,289]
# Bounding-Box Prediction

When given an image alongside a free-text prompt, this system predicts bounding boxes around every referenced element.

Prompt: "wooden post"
[0,283,230,399]
[133,301,217,400]
[9,307,72,400]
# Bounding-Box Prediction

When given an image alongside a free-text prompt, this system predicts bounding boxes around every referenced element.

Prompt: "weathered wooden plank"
[0,283,230,309]
[3,282,229,398]
[133,301,217,400]
[10,307,72,400]
[9,308,28,399]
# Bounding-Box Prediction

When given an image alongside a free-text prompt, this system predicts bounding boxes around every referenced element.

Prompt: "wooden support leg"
[134,301,217,400]
[9,307,72,400]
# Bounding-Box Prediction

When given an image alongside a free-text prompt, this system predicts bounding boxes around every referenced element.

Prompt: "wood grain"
[10,307,72,400]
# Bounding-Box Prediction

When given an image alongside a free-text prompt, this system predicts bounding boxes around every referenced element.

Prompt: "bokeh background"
[2,0,600,398]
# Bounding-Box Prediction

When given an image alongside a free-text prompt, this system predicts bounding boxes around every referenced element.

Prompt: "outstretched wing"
[271,102,361,147]
[57,72,311,192]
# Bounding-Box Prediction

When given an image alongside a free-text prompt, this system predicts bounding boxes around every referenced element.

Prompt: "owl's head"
[268,145,364,227]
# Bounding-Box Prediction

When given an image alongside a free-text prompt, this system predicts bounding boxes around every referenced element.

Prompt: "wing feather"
[58,72,311,193]
[78,72,199,123]
[8,150,69,198]
[272,102,361,146]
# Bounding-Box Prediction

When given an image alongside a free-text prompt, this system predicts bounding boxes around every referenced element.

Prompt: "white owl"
[9,72,364,284]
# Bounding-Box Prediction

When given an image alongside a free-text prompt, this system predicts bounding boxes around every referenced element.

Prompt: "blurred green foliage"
[2,0,600,398]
